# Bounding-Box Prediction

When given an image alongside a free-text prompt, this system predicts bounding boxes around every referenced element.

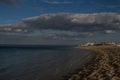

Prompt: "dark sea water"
[0,45,92,80]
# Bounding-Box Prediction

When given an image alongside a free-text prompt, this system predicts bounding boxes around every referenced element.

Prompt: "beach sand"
[64,46,120,80]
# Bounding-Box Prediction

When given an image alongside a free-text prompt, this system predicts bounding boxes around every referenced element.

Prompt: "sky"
[0,0,120,45]
[0,0,120,24]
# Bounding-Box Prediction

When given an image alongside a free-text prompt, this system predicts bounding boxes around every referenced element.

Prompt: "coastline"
[64,46,120,80]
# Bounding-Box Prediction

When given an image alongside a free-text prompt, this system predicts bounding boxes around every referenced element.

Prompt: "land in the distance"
[65,46,120,80]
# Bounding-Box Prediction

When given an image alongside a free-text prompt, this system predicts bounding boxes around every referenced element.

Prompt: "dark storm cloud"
[0,0,24,6]
[0,13,120,36]
[0,23,30,33]
[42,30,94,39]
[22,13,120,32]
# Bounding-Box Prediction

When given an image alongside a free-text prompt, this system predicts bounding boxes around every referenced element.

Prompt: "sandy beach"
[65,46,120,80]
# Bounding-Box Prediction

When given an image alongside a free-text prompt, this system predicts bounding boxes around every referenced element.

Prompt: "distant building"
[80,42,117,47]
[81,42,94,46]
[117,44,120,47]
[104,42,116,45]
[94,43,103,46]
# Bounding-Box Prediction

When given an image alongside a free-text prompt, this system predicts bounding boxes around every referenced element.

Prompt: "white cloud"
[104,30,115,34]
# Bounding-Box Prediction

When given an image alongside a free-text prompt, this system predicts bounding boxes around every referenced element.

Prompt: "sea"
[0,45,92,80]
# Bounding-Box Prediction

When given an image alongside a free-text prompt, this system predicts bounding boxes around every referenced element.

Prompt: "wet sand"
[65,46,120,80]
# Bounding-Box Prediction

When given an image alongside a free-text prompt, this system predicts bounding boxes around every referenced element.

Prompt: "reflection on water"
[0,46,92,80]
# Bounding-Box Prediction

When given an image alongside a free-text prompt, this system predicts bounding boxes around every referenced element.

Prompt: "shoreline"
[63,46,120,80]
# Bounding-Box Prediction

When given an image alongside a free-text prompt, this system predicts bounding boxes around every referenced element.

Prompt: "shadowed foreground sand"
[65,46,120,80]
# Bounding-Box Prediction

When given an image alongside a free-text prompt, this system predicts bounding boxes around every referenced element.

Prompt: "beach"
[66,46,120,80]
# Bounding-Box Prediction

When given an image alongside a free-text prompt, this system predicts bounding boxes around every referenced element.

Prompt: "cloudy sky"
[0,0,120,45]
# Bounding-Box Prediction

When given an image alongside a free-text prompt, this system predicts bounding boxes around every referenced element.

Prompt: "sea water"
[0,45,92,80]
